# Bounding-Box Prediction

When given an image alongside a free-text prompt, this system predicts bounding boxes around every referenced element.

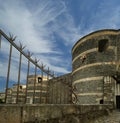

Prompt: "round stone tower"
[72,29,120,104]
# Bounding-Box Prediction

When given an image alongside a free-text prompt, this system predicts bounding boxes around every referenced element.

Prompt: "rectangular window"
[38,77,42,83]
[98,39,109,52]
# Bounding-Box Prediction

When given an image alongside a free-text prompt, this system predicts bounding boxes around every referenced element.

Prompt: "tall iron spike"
[5,44,13,103]
[40,63,46,103]
[33,65,37,104]
[46,67,50,103]
[9,33,17,42]
[47,67,50,80]
[33,58,39,104]
[16,52,22,104]
[53,71,55,77]
[16,43,25,104]
[5,33,16,103]
[25,51,32,103]
[0,34,1,48]
[40,63,46,78]
[19,42,26,50]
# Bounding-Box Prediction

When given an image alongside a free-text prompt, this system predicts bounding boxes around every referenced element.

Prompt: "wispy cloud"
[0,0,56,53]
[2,0,120,82]
[0,0,74,78]
[82,0,120,32]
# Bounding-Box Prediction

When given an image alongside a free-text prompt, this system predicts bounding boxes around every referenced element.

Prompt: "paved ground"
[94,110,120,123]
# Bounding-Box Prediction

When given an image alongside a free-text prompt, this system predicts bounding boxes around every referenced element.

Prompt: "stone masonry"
[72,29,120,105]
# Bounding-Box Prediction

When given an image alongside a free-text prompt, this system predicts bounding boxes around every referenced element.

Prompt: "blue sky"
[0,0,120,90]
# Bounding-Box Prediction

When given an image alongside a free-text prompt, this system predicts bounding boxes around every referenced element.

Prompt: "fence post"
[5,34,16,103]
[0,34,1,48]
[25,52,31,104]
[33,58,38,104]
[5,44,12,103]
[16,44,25,104]
[40,63,45,103]
[47,67,49,80]
[46,67,49,104]
[16,52,22,104]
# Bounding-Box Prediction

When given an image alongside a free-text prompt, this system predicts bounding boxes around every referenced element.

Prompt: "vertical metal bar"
[45,81,48,104]
[46,80,48,104]
[0,34,1,48]
[47,81,50,104]
[40,80,42,103]
[5,44,12,103]
[25,59,30,103]
[33,65,37,104]
[46,67,49,104]
[41,64,43,79]
[40,65,43,103]
[47,67,49,80]
[16,52,22,104]
[39,78,41,103]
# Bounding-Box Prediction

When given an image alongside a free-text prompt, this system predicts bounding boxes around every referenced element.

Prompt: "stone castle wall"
[0,104,113,123]
[48,73,72,104]
[72,29,120,104]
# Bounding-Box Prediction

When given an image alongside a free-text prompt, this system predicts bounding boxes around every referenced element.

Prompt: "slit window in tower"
[38,77,42,83]
[98,39,109,52]
[100,99,104,104]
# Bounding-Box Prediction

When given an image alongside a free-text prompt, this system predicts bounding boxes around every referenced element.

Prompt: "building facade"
[0,92,5,103]
[72,29,120,108]
[6,88,12,103]
[48,73,72,104]
[11,84,26,104]
[26,75,48,104]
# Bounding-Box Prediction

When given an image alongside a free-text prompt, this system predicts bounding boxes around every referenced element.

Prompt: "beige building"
[0,92,5,103]
[11,84,26,104]
[26,75,48,104]
[6,88,12,103]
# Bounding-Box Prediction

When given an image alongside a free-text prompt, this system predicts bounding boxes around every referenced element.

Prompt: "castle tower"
[72,29,120,107]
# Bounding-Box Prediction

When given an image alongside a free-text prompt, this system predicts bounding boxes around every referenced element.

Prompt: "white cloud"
[87,1,120,31]
[52,13,81,45]
[0,0,58,54]
[0,0,81,77]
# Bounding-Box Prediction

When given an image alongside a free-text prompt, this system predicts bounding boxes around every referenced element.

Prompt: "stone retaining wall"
[0,104,113,123]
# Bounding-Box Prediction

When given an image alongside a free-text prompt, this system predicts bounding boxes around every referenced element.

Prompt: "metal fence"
[0,29,54,104]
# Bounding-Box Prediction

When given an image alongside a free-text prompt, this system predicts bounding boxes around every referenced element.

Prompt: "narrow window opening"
[20,85,22,89]
[100,99,104,104]
[98,39,109,52]
[38,77,42,83]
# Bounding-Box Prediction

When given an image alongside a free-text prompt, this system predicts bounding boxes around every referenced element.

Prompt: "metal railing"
[0,29,54,104]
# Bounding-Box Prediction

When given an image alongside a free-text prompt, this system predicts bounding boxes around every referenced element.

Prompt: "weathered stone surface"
[0,104,113,123]
[72,29,120,104]
[48,73,72,104]
[93,110,120,123]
